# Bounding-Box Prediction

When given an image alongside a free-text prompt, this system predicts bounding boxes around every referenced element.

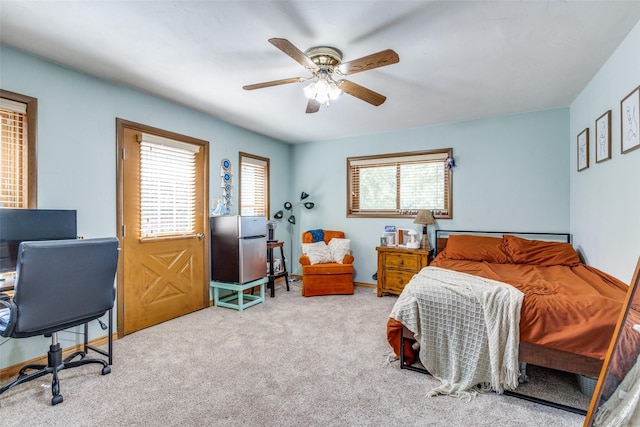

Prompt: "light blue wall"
[569,20,640,284]
[3,15,638,370]
[289,108,570,283]
[0,45,291,369]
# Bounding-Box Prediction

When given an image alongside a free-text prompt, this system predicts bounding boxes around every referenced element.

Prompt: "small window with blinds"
[239,152,269,217]
[1,90,37,208]
[138,133,199,239]
[347,148,452,219]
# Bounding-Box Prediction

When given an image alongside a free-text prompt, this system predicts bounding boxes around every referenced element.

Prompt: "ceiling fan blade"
[243,77,305,91]
[306,99,321,114]
[337,49,399,75]
[338,80,387,106]
[268,38,319,71]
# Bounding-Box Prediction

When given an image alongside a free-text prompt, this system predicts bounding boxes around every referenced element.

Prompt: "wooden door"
[116,119,209,336]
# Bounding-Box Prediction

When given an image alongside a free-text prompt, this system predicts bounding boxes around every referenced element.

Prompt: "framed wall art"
[621,85,640,154]
[577,128,589,171]
[595,110,612,163]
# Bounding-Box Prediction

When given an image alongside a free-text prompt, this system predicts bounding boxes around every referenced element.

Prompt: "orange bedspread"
[387,234,629,363]
[428,258,627,360]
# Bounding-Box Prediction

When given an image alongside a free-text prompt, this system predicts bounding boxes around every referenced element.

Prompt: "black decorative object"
[272,192,316,281]
[274,192,316,220]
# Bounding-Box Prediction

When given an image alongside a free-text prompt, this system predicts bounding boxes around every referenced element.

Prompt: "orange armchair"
[299,230,354,297]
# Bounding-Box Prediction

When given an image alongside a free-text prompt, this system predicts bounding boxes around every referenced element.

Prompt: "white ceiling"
[1,1,640,144]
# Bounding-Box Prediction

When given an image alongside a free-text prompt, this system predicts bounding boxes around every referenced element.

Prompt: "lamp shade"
[287,215,296,224]
[300,192,310,200]
[274,210,283,219]
[413,209,436,225]
[284,202,293,210]
[303,202,315,209]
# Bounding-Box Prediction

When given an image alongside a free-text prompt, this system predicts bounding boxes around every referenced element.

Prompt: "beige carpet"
[0,281,590,426]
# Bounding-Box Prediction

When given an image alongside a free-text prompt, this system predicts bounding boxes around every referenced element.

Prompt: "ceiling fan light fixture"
[303,81,316,98]
[304,77,341,106]
[328,80,341,100]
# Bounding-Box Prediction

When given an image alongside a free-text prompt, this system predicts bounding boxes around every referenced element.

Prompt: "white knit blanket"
[594,353,640,427]
[390,267,524,399]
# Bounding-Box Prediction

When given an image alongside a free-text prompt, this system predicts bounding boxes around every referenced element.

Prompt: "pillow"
[301,241,333,265]
[502,234,581,267]
[308,229,325,243]
[328,238,351,264]
[440,234,509,264]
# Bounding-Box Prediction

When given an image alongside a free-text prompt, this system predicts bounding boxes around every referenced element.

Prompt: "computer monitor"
[0,208,77,274]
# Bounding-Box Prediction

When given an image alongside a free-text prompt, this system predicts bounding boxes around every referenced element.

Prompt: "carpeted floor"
[0,281,590,426]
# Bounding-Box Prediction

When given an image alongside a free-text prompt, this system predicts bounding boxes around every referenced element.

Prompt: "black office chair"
[0,237,119,405]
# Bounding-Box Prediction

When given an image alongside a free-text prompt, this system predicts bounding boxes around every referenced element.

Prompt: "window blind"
[240,154,268,216]
[137,133,199,238]
[0,99,28,208]
[348,149,451,218]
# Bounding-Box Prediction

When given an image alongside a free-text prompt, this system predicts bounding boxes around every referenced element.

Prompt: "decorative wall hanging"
[621,85,640,154]
[220,158,232,212]
[446,155,456,170]
[595,110,612,163]
[577,128,589,172]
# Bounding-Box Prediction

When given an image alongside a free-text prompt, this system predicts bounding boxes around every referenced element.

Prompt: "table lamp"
[413,210,436,251]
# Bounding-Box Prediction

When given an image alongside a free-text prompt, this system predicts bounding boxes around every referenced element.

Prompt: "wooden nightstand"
[376,246,430,297]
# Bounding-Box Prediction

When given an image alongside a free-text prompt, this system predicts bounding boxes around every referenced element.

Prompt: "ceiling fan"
[243,38,399,113]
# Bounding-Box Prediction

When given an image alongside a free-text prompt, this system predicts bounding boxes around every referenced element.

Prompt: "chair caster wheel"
[52,395,63,405]
[102,366,111,375]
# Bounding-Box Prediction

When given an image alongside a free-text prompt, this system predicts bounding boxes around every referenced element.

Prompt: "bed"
[386,231,630,399]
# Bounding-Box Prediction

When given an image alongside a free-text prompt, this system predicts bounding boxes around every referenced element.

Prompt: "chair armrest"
[342,254,354,264]
[299,255,311,266]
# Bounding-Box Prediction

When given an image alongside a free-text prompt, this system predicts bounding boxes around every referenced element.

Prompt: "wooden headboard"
[434,230,572,256]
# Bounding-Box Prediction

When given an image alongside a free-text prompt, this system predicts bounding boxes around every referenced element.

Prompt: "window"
[239,152,269,217]
[138,132,199,238]
[0,90,37,208]
[347,148,452,219]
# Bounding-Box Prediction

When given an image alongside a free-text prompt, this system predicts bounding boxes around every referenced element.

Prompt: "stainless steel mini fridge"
[210,215,267,284]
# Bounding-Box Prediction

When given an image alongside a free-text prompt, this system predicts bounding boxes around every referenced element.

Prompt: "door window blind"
[0,99,28,208]
[138,133,200,238]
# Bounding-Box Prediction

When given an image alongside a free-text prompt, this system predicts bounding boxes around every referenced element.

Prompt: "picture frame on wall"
[621,85,640,154]
[577,128,589,171]
[595,110,611,163]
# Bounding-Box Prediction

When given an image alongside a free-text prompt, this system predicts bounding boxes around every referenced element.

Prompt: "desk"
[0,277,15,293]
[210,277,267,312]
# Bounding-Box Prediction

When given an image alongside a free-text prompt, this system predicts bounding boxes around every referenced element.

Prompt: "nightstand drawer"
[383,270,416,293]
[386,252,422,270]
